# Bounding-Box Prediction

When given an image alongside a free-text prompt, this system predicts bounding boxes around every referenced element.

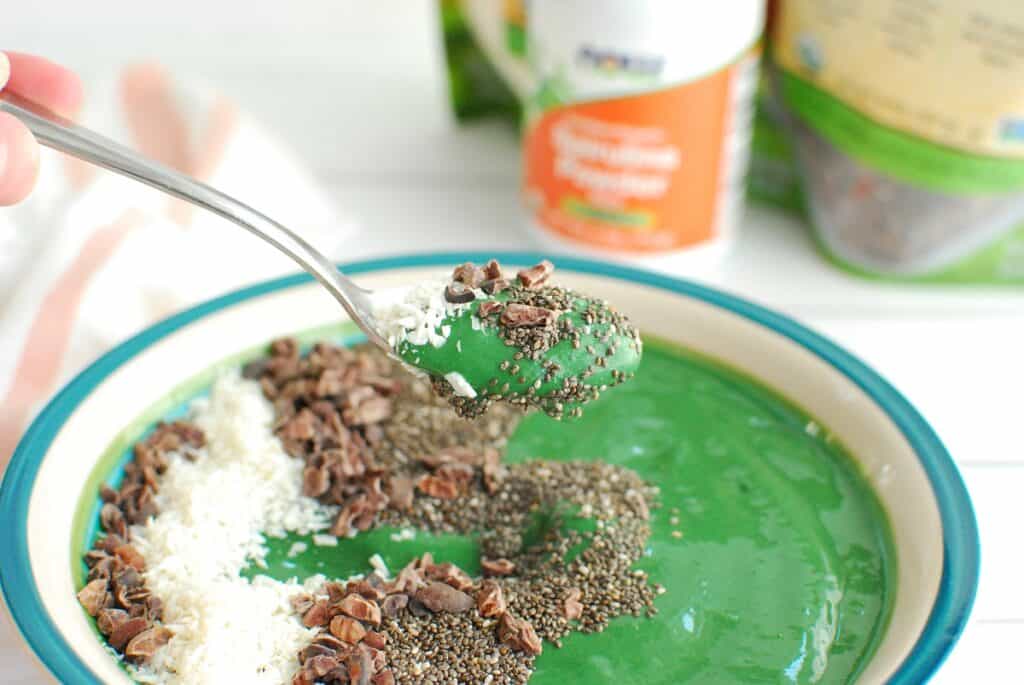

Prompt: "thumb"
[0,111,40,206]
[0,52,9,90]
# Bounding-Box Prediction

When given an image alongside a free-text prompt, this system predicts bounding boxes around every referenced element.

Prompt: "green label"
[505,22,526,57]
[562,197,653,228]
[779,70,1024,195]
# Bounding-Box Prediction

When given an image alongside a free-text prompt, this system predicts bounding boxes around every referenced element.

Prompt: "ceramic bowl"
[0,253,978,684]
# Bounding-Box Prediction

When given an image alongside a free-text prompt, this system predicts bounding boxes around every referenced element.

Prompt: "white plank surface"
[930,622,1024,685]
[2,1,1020,682]
[961,467,1024,621]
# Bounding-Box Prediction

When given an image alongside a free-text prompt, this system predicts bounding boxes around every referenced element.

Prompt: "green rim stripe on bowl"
[0,252,980,684]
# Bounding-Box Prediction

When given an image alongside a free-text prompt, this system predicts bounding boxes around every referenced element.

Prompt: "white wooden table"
[3,1,1023,682]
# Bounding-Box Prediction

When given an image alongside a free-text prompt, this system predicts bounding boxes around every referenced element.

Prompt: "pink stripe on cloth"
[120,64,193,175]
[0,210,143,464]
[119,63,240,226]
[167,97,239,226]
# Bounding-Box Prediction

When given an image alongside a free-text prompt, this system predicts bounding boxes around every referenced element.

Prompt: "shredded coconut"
[369,553,390,579]
[286,542,308,558]
[371,276,486,350]
[390,528,417,542]
[130,373,337,684]
[444,371,478,398]
[311,534,338,547]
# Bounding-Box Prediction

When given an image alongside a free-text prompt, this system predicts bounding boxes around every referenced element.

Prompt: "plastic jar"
[773,0,1024,282]
[522,0,765,273]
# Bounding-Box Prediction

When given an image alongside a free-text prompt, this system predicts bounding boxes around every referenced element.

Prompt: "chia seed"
[270,319,656,683]
[426,260,641,421]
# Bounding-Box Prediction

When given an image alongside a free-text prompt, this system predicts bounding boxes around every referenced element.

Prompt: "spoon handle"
[0,89,387,349]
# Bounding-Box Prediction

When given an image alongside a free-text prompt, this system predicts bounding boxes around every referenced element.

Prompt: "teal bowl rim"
[0,252,979,684]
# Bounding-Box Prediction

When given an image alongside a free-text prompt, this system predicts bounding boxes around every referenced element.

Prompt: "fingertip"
[0,112,40,206]
[54,67,85,117]
[4,52,84,118]
[0,53,10,91]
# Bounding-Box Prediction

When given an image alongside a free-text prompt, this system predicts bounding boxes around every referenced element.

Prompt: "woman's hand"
[0,52,82,205]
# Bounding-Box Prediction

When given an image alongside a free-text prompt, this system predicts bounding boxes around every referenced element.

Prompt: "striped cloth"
[0,64,350,462]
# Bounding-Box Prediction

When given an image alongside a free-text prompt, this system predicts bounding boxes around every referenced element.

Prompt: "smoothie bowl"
[0,253,978,684]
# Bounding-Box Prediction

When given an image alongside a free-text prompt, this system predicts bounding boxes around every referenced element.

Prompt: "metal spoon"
[0,89,389,350]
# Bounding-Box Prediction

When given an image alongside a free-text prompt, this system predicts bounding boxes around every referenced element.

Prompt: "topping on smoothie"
[373,259,642,420]
[76,421,204,665]
[78,339,667,684]
[75,332,894,684]
[516,260,554,288]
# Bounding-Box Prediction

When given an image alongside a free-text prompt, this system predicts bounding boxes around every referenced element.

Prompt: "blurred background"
[2,0,1023,682]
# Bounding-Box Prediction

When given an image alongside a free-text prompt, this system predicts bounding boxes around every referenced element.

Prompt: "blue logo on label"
[999,118,1024,143]
[577,45,664,77]
[797,34,823,73]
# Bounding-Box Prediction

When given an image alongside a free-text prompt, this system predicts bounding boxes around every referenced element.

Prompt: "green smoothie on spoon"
[372,259,642,419]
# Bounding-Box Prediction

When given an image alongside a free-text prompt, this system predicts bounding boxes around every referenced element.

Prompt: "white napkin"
[0,64,352,460]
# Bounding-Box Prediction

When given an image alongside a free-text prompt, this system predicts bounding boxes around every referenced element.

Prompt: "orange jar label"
[525,58,756,252]
[524,1,763,255]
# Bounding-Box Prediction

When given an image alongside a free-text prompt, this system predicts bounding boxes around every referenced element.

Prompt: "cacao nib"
[108,616,149,651]
[347,645,373,685]
[497,612,543,655]
[414,582,474,613]
[516,260,554,288]
[306,654,341,678]
[363,630,387,649]
[500,303,558,328]
[416,475,460,499]
[477,299,505,317]
[76,579,109,617]
[452,262,485,287]
[380,593,409,618]
[329,616,366,644]
[96,608,129,636]
[480,278,510,295]
[563,587,584,620]
[124,625,172,661]
[480,557,516,576]
[385,476,414,511]
[476,580,506,618]
[339,594,382,625]
[444,282,476,304]
[303,600,332,627]
[483,259,502,280]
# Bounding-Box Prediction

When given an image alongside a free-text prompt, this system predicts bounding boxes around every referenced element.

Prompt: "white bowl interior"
[25,266,941,683]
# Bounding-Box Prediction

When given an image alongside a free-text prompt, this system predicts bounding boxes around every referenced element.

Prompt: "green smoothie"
[251,339,896,684]
[375,259,642,420]
[397,289,641,418]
